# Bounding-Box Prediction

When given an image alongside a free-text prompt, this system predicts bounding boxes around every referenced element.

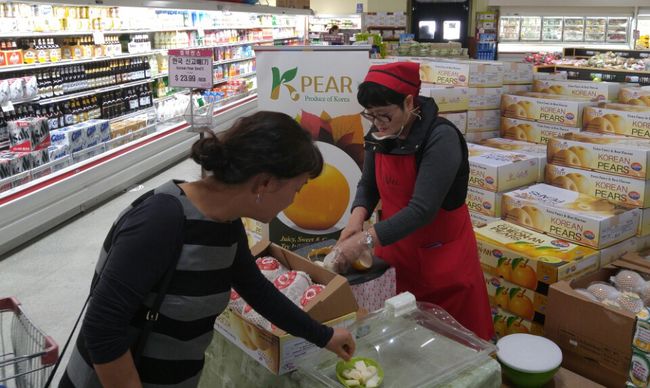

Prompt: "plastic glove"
[331,230,373,274]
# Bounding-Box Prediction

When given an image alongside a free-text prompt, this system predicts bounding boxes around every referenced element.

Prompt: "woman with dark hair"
[59,111,355,388]
[333,62,494,340]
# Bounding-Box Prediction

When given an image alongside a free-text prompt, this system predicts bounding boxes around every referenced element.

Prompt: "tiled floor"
[0,158,201,385]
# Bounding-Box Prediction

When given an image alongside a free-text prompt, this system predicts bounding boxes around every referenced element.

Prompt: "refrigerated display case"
[563,17,585,42]
[519,17,541,41]
[542,17,563,41]
[607,17,629,43]
[584,17,606,42]
[0,1,309,255]
[498,17,520,41]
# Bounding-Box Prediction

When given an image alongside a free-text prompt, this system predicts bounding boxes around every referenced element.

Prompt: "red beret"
[363,62,421,98]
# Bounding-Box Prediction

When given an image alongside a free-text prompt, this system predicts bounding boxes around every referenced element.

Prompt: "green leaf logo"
[271,67,300,101]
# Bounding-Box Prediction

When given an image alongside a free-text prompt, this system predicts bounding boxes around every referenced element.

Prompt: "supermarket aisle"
[0,157,200,383]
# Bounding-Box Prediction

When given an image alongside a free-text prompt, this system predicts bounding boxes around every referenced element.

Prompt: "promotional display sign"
[255,46,371,250]
[168,48,214,89]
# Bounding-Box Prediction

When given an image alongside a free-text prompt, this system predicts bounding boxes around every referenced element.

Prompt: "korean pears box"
[533,79,620,102]
[583,103,650,140]
[501,117,582,145]
[545,163,650,208]
[467,143,539,192]
[502,183,640,249]
[501,92,596,128]
[476,220,599,293]
[547,132,650,180]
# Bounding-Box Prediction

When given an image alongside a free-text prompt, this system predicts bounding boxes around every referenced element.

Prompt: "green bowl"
[336,357,384,387]
[500,362,559,388]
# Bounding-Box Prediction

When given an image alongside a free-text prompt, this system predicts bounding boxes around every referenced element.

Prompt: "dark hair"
[328,25,340,34]
[357,81,408,109]
[191,111,323,184]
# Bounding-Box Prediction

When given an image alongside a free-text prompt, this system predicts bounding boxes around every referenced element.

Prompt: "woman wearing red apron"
[335,62,493,340]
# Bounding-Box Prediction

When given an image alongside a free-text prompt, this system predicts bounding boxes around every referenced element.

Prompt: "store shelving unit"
[563,47,650,59]
[0,1,308,255]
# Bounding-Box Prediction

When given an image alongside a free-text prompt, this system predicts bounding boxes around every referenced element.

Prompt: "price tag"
[168,48,214,89]
[93,31,105,45]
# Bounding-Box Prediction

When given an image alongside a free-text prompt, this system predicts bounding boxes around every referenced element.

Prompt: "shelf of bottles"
[0,2,304,193]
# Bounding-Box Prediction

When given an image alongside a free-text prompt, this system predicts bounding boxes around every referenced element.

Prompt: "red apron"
[374,152,494,341]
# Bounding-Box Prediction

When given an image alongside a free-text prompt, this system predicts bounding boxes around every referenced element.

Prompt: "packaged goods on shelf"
[501,116,582,144]
[546,258,650,388]
[533,79,621,102]
[484,271,548,323]
[47,144,69,161]
[583,103,650,139]
[491,305,545,339]
[8,118,50,152]
[545,163,650,208]
[502,62,534,85]
[547,132,650,179]
[501,92,595,127]
[599,237,639,267]
[619,86,650,106]
[467,143,539,192]
[418,59,504,87]
[466,185,502,217]
[423,85,468,112]
[50,126,84,153]
[214,241,357,375]
[502,183,641,249]
[464,131,498,143]
[502,84,532,94]
[438,111,467,133]
[468,87,502,110]
[481,137,546,181]
[476,220,599,292]
[466,109,499,132]
[469,210,500,229]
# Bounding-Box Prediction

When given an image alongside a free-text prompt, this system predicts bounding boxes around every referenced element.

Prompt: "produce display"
[337,358,383,387]
[574,269,650,314]
[523,52,562,66]
[552,51,650,71]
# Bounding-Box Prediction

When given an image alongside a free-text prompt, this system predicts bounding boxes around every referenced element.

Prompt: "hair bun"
[191,137,229,173]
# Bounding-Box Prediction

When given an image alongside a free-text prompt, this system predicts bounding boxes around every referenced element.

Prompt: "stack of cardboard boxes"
[417,59,504,142]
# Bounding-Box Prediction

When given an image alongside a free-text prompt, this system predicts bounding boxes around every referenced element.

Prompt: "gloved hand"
[325,230,373,274]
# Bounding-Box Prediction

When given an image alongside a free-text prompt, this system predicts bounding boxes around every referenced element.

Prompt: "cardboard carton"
[425,85,469,112]
[476,220,599,294]
[547,132,650,179]
[501,92,595,128]
[484,271,548,323]
[545,163,650,208]
[545,259,650,387]
[467,109,500,132]
[533,79,620,101]
[533,72,568,81]
[419,59,504,88]
[470,211,501,229]
[502,84,532,94]
[503,62,534,85]
[467,143,539,192]
[466,186,502,217]
[640,208,650,237]
[500,116,582,145]
[464,131,499,143]
[468,88,503,110]
[502,183,641,249]
[213,241,358,375]
[619,86,650,106]
[438,111,467,133]
[598,236,639,268]
[481,137,546,181]
[583,103,650,140]
[491,305,545,339]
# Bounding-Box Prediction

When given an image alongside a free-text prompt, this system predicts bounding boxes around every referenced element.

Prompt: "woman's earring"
[256,193,262,204]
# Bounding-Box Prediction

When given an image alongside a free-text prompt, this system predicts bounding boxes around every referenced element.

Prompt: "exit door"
[411,0,470,45]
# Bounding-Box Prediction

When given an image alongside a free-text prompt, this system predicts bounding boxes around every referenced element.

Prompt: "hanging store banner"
[252,46,371,250]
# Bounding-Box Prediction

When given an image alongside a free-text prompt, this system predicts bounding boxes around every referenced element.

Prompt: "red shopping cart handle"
[43,336,59,365]
[0,297,21,312]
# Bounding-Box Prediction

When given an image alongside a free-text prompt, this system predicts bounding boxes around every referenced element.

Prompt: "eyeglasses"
[360,111,393,124]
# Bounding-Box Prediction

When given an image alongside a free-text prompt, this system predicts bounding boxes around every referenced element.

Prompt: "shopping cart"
[0,297,58,388]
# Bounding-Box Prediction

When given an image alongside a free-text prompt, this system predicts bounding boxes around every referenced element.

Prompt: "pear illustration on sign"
[271,67,300,101]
